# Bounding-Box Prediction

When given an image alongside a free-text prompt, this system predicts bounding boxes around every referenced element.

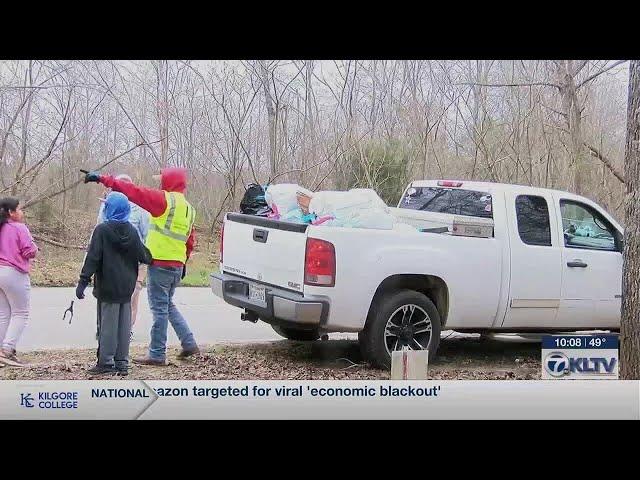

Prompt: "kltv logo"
[544,351,617,378]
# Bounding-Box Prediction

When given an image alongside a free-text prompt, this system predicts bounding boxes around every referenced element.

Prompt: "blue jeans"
[147,266,197,360]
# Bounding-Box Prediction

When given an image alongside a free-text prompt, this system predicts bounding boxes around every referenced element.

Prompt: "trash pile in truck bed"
[239,183,413,231]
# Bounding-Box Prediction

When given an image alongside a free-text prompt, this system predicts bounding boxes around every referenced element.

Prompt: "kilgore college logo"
[19,391,79,409]
[20,393,35,408]
[544,352,569,377]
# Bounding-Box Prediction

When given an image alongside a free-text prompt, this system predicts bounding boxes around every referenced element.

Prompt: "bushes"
[336,139,411,205]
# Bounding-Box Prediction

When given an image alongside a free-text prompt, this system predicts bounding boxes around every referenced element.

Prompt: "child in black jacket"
[76,192,152,375]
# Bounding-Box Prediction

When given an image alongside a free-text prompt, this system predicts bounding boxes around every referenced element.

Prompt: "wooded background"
[0,60,629,241]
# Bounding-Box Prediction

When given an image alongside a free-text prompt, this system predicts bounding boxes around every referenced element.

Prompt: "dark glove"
[83,171,101,184]
[181,265,187,280]
[75,281,87,300]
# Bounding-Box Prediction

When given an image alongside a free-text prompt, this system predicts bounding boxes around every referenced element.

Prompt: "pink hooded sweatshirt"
[0,221,38,274]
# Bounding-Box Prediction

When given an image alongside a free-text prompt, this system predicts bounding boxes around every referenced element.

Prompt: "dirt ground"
[0,336,542,380]
[29,235,219,288]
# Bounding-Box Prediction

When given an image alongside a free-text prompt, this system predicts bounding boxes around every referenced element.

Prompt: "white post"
[391,347,429,380]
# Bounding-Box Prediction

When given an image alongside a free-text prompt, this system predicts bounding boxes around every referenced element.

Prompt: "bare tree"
[621,59,640,379]
[0,59,632,253]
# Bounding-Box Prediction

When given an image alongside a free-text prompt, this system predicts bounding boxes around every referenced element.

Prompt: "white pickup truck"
[211,180,623,368]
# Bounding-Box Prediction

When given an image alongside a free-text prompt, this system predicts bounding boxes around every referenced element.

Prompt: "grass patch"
[30,245,86,287]
[180,250,219,286]
[31,233,219,288]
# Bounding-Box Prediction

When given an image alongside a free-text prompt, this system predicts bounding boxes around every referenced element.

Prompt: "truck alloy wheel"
[359,289,441,369]
[383,304,432,356]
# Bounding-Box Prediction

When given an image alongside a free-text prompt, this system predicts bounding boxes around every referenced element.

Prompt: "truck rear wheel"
[272,325,321,341]
[359,289,441,369]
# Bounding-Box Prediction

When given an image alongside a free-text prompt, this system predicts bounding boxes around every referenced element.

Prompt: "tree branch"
[33,234,86,250]
[456,81,559,89]
[576,60,628,90]
[573,60,589,76]
[22,140,160,208]
[268,157,332,184]
[585,142,625,184]
[539,101,568,118]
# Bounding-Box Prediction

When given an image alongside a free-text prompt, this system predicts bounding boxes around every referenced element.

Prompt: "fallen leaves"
[0,337,542,381]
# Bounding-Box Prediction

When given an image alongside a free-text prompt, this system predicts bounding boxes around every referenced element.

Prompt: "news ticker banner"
[0,380,638,420]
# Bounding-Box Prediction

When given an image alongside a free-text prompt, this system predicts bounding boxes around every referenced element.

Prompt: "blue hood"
[104,192,131,223]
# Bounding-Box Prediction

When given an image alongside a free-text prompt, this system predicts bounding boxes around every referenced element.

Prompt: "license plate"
[249,283,266,303]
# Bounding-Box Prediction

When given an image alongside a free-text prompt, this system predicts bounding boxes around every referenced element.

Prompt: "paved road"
[20,287,547,352]
[21,287,292,351]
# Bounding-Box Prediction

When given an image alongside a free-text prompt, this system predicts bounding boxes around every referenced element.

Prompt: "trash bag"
[265,184,312,213]
[240,183,271,216]
[312,214,334,225]
[320,209,394,230]
[309,189,394,230]
[309,189,386,214]
[265,184,314,222]
[280,208,306,223]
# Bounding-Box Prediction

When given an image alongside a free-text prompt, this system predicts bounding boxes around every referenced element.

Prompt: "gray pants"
[97,302,132,370]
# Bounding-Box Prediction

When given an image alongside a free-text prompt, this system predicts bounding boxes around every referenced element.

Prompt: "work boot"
[0,348,26,367]
[177,346,200,359]
[87,364,116,376]
[132,356,167,366]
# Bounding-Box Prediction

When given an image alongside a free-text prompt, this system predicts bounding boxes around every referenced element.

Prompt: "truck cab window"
[515,195,552,246]
[560,200,617,251]
[400,187,493,219]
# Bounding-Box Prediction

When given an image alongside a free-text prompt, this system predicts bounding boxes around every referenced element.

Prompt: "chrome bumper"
[211,272,328,326]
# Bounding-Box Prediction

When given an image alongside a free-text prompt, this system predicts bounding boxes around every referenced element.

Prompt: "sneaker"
[87,364,116,375]
[115,368,129,377]
[177,346,201,359]
[0,349,26,367]
[132,356,167,366]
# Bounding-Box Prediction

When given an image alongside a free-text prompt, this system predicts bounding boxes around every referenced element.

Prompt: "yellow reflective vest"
[146,191,196,263]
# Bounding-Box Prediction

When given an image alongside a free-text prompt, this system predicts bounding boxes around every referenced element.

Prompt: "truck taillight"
[437,180,463,187]
[304,238,335,287]
[220,222,225,263]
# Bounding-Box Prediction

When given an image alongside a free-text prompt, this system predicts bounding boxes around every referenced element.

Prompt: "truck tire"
[272,325,321,341]
[359,289,441,369]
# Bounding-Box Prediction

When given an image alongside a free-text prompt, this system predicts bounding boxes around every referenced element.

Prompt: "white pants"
[130,264,147,327]
[0,266,31,352]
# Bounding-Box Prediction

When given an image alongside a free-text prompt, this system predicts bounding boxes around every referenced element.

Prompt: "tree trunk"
[13,61,35,196]
[299,61,315,185]
[556,61,587,195]
[470,60,487,179]
[621,60,640,379]
[259,60,277,179]
[155,60,169,165]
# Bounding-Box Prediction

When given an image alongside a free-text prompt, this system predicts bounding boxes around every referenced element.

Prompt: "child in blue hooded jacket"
[76,192,152,376]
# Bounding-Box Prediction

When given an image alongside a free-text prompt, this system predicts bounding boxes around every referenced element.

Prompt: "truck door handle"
[253,229,268,243]
[567,260,588,268]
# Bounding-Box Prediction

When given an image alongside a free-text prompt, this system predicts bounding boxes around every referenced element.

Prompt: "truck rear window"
[399,187,493,219]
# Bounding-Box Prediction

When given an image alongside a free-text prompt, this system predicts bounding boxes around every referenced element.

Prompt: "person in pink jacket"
[0,198,38,367]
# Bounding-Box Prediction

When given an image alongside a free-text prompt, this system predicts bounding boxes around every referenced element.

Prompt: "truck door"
[553,196,622,329]
[501,192,562,328]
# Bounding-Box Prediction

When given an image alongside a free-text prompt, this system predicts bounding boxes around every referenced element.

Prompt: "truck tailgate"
[222,213,308,293]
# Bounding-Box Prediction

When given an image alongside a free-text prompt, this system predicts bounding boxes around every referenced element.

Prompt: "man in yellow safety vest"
[84,168,199,365]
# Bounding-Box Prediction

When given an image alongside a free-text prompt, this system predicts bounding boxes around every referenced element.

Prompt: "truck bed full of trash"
[239,183,413,231]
